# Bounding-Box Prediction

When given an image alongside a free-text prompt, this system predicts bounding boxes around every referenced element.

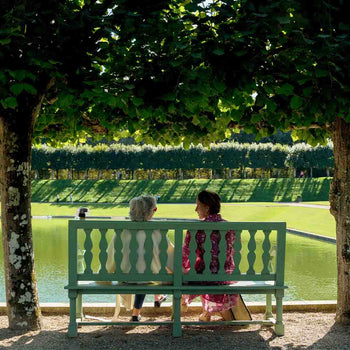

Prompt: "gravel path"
[1,312,350,349]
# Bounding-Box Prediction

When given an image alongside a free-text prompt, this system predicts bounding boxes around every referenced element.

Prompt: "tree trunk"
[330,116,350,324]
[0,113,42,330]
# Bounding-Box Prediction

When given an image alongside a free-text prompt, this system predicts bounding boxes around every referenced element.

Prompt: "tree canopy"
[2,1,347,146]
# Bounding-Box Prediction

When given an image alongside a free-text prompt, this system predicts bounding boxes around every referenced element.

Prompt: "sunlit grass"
[28,202,335,238]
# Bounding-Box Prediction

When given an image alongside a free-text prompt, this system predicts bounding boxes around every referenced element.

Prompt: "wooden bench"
[65,220,287,337]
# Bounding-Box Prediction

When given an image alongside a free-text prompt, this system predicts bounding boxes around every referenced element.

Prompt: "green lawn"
[29,202,336,238]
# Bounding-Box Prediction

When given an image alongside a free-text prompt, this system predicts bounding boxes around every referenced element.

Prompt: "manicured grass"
[29,202,336,238]
[31,177,331,203]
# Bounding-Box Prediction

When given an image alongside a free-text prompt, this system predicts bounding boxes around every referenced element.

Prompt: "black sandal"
[154,295,168,307]
[130,315,141,322]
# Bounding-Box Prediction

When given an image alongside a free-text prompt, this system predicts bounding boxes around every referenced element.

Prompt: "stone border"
[0,301,336,316]
[287,228,336,243]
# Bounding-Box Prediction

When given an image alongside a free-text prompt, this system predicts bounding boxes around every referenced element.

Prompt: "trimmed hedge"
[31,142,334,178]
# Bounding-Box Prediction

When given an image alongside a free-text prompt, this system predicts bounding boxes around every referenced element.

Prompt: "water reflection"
[0,219,336,303]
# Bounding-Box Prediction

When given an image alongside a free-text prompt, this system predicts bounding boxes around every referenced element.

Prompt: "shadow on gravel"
[0,325,271,350]
[306,323,350,350]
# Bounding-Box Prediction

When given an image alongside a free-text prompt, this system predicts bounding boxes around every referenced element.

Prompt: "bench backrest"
[68,220,286,287]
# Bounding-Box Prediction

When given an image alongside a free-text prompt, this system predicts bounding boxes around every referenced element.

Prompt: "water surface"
[0,219,336,303]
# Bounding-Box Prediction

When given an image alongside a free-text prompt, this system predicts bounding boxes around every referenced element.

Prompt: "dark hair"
[197,190,221,215]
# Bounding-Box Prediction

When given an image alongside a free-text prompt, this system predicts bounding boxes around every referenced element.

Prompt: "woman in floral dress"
[182,190,238,321]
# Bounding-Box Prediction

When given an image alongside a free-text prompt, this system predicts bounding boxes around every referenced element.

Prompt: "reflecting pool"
[0,219,336,303]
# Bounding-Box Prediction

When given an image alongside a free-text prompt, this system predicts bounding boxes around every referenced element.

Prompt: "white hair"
[129,195,157,221]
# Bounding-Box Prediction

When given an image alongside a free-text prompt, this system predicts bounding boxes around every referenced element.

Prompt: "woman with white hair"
[106,195,174,321]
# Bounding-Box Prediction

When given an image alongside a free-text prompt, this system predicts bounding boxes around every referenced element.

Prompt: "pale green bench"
[65,220,287,337]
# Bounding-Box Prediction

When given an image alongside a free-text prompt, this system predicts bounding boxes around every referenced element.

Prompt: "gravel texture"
[1,312,350,349]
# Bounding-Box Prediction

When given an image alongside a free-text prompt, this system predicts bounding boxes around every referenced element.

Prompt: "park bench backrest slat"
[68,220,286,285]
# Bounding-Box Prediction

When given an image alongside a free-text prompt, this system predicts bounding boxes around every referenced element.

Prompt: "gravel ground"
[1,312,350,349]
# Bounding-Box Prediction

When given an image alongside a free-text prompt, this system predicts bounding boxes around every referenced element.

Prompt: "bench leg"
[68,291,78,337]
[265,294,273,320]
[275,292,284,336]
[172,292,182,337]
[76,293,83,321]
[113,294,121,320]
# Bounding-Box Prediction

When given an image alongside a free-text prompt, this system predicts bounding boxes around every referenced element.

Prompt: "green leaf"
[9,70,27,81]
[213,80,226,93]
[302,87,313,97]
[315,69,328,78]
[266,99,277,112]
[276,83,294,96]
[192,115,201,126]
[132,97,143,107]
[1,97,18,109]
[0,72,6,83]
[0,38,11,45]
[128,120,136,134]
[276,17,290,24]
[10,84,25,95]
[23,83,37,94]
[161,92,176,101]
[290,95,303,109]
[191,53,202,59]
[213,49,225,56]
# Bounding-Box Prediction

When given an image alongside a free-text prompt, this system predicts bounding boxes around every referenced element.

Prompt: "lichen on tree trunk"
[330,116,350,323]
[0,112,42,330]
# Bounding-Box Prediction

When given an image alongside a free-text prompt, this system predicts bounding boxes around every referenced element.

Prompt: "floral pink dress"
[182,214,238,313]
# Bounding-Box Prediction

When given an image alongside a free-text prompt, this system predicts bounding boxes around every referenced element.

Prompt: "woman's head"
[129,195,157,221]
[196,190,221,219]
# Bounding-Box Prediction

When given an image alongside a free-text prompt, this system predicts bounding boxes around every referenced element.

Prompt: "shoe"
[199,312,211,322]
[154,295,168,308]
[130,315,141,322]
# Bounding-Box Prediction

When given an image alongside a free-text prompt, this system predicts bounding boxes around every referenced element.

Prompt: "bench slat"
[262,230,272,274]
[233,230,242,274]
[247,229,257,275]
[144,229,153,274]
[114,229,123,274]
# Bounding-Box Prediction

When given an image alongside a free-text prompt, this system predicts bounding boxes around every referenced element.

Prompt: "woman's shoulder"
[205,214,225,222]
